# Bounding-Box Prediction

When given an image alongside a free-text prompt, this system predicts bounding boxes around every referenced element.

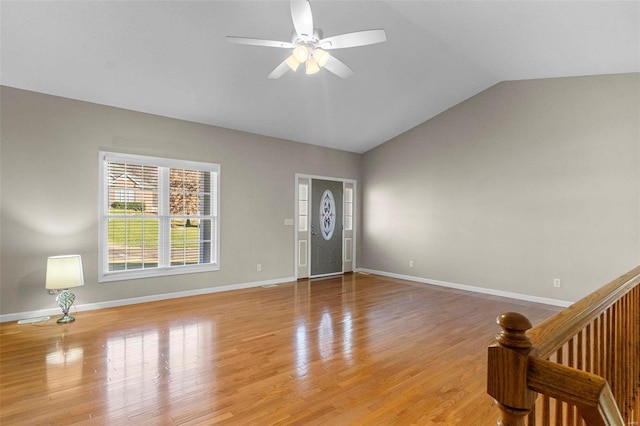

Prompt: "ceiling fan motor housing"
[292,29,323,47]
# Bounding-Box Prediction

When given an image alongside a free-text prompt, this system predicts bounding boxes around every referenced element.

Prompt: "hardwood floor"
[0,273,561,425]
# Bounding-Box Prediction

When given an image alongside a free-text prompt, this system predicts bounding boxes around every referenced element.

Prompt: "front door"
[310,179,343,276]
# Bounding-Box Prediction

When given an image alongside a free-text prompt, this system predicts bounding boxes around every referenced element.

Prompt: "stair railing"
[487,265,640,426]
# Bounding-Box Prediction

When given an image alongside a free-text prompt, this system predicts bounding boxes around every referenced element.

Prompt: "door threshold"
[309,272,345,281]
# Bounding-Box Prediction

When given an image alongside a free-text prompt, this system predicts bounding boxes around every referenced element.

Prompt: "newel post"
[487,312,538,426]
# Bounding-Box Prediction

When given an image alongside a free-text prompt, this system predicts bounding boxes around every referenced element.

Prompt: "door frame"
[294,173,357,279]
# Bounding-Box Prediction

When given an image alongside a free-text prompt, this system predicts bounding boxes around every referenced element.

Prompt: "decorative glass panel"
[319,190,336,240]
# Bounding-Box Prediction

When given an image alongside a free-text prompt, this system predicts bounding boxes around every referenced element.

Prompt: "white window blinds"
[99,152,220,282]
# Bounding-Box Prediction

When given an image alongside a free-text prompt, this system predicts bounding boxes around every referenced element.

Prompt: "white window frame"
[98,151,220,282]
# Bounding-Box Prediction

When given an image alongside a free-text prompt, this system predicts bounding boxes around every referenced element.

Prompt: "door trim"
[294,173,357,280]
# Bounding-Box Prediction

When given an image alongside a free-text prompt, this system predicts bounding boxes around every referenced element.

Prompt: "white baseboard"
[0,276,295,323]
[355,268,572,307]
[3,271,571,323]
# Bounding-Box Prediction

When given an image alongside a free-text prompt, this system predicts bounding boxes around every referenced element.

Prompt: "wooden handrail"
[528,358,624,426]
[529,265,640,359]
[487,266,640,426]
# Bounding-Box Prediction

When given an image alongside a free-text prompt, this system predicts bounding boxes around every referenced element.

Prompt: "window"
[298,182,308,231]
[99,152,220,282]
[344,187,353,231]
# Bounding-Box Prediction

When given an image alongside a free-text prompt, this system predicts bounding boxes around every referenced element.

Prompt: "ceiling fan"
[226,0,387,79]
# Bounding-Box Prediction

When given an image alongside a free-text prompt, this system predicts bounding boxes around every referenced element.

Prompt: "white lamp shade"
[293,45,309,63]
[305,58,320,75]
[46,255,85,290]
[312,48,330,67]
[285,54,300,71]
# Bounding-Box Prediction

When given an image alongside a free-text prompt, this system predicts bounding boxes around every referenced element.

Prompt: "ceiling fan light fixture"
[312,48,330,67]
[226,0,387,79]
[285,54,300,71]
[305,58,320,75]
[293,44,309,63]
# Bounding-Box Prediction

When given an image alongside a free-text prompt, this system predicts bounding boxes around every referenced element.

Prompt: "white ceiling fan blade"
[268,60,291,79]
[323,55,353,79]
[320,29,387,50]
[226,36,294,49]
[290,0,313,38]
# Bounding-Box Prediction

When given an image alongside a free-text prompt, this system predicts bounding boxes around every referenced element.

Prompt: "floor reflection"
[342,312,354,365]
[104,321,215,417]
[46,347,84,366]
[295,323,309,377]
[46,338,84,390]
[292,277,358,380]
[105,330,160,411]
[168,322,214,396]
[318,311,334,360]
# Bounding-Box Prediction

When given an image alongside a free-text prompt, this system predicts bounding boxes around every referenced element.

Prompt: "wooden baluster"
[631,293,636,419]
[629,291,636,420]
[628,293,631,423]
[618,301,623,412]
[592,321,597,377]
[601,310,607,388]
[631,291,636,418]
[627,295,632,420]
[527,404,535,426]
[568,338,575,425]
[636,287,639,414]
[543,394,550,426]
[630,291,637,419]
[556,346,564,425]
[577,330,585,426]
[610,305,616,401]
[611,303,619,407]
[635,287,640,420]
[585,323,591,374]
[488,312,538,426]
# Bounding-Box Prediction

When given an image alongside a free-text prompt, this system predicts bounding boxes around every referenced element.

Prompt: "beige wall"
[2,73,639,317]
[0,86,361,315]
[362,73,640,302]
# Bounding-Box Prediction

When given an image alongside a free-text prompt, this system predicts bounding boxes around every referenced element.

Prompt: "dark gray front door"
[310,179,343,276]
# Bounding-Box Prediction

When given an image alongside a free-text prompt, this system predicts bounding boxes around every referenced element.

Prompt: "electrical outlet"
[257,264,262,272]
[409,260,414,268]
[553,278,561,288]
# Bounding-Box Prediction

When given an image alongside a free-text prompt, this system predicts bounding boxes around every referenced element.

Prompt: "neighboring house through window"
[114,189,135,203]
[99,151,220,282]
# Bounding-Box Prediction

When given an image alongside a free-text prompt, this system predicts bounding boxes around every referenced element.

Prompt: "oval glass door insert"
[319,190,336,240]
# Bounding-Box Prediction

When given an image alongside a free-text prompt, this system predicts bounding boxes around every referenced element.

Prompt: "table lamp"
[45,255,84,323]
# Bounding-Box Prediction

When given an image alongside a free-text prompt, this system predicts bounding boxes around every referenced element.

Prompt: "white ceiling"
[2,1,638,153]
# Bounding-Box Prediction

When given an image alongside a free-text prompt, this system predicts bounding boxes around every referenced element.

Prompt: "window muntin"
[99,152,219,282]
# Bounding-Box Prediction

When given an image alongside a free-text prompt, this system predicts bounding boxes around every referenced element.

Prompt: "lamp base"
[56,314,76,324]
[55,289,77,324]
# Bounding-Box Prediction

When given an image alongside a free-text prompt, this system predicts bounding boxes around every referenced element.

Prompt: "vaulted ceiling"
[2,1,638,153]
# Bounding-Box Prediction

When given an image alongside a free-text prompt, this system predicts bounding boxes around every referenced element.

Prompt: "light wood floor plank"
[0,273,560,425]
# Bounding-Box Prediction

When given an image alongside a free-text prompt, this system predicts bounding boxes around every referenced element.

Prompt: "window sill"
[99,264,220,283]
